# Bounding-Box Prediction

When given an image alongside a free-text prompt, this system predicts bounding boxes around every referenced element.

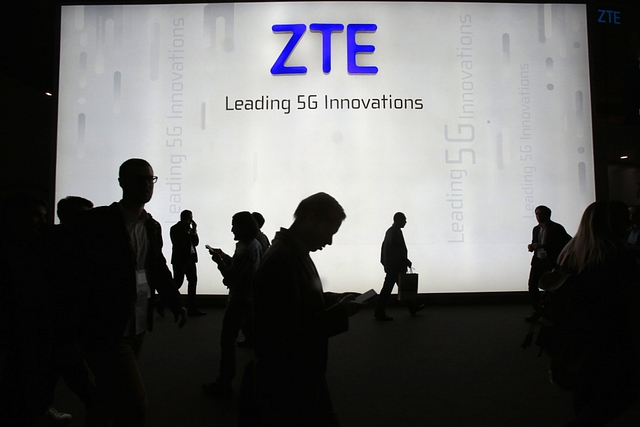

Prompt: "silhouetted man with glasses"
[73,158,187,427]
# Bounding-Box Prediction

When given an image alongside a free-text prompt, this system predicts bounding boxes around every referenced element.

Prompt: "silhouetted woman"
[556,201,640,426]
[202,211,261,399]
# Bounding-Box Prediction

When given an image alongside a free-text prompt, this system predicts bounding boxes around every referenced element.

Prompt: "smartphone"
[205,244,214,252]
[355,289,377,303]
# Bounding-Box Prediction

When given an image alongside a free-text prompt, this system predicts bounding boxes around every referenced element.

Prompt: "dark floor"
[54,301,640,427]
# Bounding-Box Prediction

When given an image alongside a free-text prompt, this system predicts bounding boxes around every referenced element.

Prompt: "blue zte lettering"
[597,9,621,24]
[347,24,378,74]
[271,23,378,75]
[309,23,344,73]
[270,24,307,75]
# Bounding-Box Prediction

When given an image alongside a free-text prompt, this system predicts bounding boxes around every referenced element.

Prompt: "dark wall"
[0,74,56,211]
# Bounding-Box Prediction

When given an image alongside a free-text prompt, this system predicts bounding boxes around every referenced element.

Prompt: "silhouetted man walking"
[375,212,424,320]
[73,158,187,426]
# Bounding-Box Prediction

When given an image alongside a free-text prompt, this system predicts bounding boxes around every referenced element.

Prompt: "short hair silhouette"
[57,196,93,224]
[535,205,551,217]
[293,192,346,221]
[393,212,406,223]
[119,158,151,179]
[251,212,265,228]
[232,211,259,241]
[180,210,192,221]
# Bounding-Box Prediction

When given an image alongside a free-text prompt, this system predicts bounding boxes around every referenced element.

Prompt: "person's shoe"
[188,309,207,316]
[409,303,427,316]
[374,314,394,321]
[237,340,254,348]
[202,382,232,399]
[33,407,73,426]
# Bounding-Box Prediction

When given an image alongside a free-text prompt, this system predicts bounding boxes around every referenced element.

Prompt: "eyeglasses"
[129,175,158,184]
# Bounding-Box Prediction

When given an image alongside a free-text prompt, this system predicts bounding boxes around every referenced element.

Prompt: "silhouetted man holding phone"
[251,192,362,427]
[170,210,205,316]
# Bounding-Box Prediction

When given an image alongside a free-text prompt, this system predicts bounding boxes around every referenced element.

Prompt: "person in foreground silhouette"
[250,192,363,427]
[72,158,187,427]
[526,205,571,322]
[202,211,261,399]
[553,201,640,427]
[0,194,75,426]
[375,212,423,320]
[42,197,96,418]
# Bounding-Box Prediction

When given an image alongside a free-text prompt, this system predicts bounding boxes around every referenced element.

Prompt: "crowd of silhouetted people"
[1,159,640,427]
[0,159,363,427]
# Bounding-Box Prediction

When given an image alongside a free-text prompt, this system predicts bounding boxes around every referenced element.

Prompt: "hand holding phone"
[355,289,377,303]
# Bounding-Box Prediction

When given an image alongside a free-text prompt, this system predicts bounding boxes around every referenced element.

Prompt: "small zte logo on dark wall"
[271,23,378,75]
[597,9,621,25]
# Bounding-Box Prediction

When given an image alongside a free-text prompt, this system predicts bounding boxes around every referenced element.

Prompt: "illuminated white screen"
[56,2,595,294]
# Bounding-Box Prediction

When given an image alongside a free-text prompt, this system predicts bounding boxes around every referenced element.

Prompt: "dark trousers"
[0,317,93,426]
[217,299,251,386]
[527,258,552,312]
[0,324,55,426]
[83,333,146,427]
[240,308,255,344]
[254,365,340,427]
[375,270,419,316]
[375,271,399,316]
[173,261,198,310]
[46,339,94,407]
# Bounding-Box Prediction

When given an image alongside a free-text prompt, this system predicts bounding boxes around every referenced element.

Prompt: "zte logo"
[271,23,378,75]
[597,9,621,25]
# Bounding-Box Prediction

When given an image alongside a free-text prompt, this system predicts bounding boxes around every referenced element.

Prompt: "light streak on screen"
[56,2,594,294]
